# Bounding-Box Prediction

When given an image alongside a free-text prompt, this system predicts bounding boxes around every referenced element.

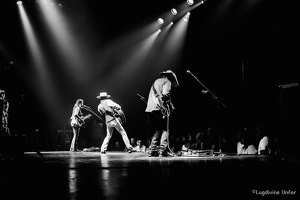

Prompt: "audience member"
[181,134,193,152]
[255,125,271,155]
[193,131,205,150]
[171,137,183,154]
[237,129,257,155]
[134,139,146,152]
[270,135,281,156]
[206,127,219,151]
[130,138,137,149]
[111,141,124,151]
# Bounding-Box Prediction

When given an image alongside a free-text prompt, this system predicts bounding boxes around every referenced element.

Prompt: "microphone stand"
[137,94,151,145]
[82,106,105,124]
[187,70,227,154]
[187,71,227,109]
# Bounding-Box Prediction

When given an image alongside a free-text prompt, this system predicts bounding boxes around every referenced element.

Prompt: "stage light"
[187,0,194,5]
[183,12,190,22]
[157,18,164,24]
[17,1,22,4]
[171,8,177,15]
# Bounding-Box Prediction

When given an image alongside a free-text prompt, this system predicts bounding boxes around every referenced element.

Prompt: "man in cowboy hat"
[145,70,179,157]
[97,92,133,154]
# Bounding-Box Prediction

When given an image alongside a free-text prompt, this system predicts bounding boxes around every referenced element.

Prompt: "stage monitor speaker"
[279,82,299,159]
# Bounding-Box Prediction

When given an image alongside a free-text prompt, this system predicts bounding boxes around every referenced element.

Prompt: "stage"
[1,151,299,200]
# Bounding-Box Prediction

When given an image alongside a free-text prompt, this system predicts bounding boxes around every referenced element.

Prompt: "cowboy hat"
[159,70,179,87]
[96,92,111,99]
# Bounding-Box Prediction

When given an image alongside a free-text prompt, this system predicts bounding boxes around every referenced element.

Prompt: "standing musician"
[70,99,91,152]
[145,70,179,157]
[1,89,10,136]
[97,92,133,154]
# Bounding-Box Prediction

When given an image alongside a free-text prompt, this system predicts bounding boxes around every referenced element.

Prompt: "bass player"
[145,70,179,157]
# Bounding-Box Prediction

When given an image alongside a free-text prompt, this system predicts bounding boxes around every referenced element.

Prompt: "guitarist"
[97,92,133,154]
[145,70,179,157]
[70,99,91,152]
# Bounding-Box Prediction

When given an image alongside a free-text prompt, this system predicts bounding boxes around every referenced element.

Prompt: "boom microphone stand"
[186,70,227,154]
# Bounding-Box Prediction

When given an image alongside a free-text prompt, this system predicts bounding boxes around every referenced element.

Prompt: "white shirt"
[237,142,257,155]
[258,136,269,154]
[98,99,121,123]
[70,106,80,126]
[145,77,171,112]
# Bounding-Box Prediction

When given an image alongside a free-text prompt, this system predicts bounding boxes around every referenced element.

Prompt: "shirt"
[98,99,121,123]
[258,136,270,154]
[145,77,171,112]
[70,106,81,126]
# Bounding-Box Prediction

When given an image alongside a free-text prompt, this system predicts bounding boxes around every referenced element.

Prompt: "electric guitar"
[76,114,91,126]
[151,84,175,118]
[156,96,175,118]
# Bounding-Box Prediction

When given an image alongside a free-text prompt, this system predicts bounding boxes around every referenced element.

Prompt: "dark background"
[1,0,299,151]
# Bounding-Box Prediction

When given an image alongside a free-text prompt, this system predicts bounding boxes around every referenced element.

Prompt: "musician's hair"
[75,99,84,107]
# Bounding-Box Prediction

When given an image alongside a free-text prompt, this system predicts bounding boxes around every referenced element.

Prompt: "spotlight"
[171,8,177,15]
[157,18,164,24]
[16,1,22,4]
[183,12,190,22]
[187,0,194,5]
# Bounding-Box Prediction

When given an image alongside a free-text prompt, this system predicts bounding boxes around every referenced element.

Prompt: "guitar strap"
[152,83,164,102]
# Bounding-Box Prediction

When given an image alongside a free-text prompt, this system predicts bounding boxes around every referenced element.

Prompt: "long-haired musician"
[97,92,133,154]
[145,70,179,157]
[70,99,90,152]
[1,89,10,136]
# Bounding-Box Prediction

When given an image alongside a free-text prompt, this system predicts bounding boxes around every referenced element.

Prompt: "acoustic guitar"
[111,107,126,124]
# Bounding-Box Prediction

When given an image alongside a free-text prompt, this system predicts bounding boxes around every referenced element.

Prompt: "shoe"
[159,150,168,157]
[70,148,79,152]
[70,147,81,152]
[127,147,133,153]
[148,150,159,157]
[101,150,107,154]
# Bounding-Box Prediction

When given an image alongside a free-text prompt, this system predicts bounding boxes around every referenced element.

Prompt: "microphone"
[202,90,208,94]
[82,105,91,109]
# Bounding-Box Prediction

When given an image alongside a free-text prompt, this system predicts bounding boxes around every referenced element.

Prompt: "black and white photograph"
[1,0,299,199]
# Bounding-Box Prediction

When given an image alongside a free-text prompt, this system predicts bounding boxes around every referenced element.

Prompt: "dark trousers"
[148,111,168,152]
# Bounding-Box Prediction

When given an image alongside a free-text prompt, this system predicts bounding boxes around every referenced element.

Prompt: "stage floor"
[1,151,299,200]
